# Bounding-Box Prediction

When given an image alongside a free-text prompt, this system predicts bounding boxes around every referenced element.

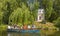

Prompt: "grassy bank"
[34,22,59,31]
[0,25,7,31]
[0,22,59,31]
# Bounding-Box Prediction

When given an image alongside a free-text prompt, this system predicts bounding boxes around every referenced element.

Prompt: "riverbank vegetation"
[0,0,60,31]
[0,25,7,31]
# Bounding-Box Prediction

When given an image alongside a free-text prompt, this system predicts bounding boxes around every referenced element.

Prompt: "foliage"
[0,0,39,25]
[42,0,53,21]
[0,0,60,27]
[0,12,3,25]
[9,1,39,25]
[0,25,7,31]
[53,17,60,27]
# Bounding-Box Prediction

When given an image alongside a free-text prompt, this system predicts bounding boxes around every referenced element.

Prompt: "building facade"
[37,9,45,22]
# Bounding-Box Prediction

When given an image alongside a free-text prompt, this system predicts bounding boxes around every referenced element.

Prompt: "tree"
[42,0,53,22]
[0,12,3,25]
[9,3,30,25]
[27,0,39,22]
[53,0,60,18]
[0,0,5,24]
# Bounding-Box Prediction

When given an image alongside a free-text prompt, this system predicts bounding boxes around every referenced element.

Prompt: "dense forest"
[0,0,60,27]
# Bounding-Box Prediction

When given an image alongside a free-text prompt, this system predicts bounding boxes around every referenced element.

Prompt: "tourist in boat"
[11,25,14,29]
[32,24,36,29]
[14,24,16,28]
[23,24,28,30]
[14,26,19,29]
[8,25,11,29]
[28,25,31,29]
[20,26,23,29]
[13,24,19,29]
[20,25,23,30]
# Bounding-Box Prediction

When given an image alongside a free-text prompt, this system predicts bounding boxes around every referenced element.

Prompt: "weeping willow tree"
[9,8,23,25]
[9,3,31,25]
[9,0,39,25]
[21,3,31,25]
[0,0,4,25]
[0,12,3,25]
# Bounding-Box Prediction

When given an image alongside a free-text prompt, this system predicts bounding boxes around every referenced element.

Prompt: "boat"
[7,29,40,33]
[7,25,40,33]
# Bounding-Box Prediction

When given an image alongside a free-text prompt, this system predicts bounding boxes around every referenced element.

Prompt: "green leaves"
[53,17,60,27]
[0,12,3,25]
[9,4,30,25]
[8,0,40,25]
[42,0,53,21]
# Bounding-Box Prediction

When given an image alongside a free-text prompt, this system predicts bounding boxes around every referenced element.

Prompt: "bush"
[53,17,60,27]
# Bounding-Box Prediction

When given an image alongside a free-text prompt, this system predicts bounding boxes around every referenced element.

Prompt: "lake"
[0,30,60,36]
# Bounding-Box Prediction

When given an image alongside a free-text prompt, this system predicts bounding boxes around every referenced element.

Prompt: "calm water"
[0,30,60,36]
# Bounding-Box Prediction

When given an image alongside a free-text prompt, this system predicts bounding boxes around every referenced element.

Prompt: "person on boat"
[28,24,31,29]
[20,26,23,29]
[9,24,13,29]
[20,25,23,29]
[8,25,11,29]
[32,24,36,29]
[14,24,19,29]
[23,24,28,30]
[14,24,20,29]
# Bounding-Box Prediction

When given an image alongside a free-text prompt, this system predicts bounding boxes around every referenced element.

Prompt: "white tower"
[37,9,45,22]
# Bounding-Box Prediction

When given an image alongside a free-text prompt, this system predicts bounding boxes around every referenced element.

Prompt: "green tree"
[53,0,60,18]
[0,12,3,25]
[0,0,39,25]
[42,0,53,22]
[9,3,30,25]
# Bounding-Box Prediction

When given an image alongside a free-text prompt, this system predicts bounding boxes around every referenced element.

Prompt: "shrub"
[53,17,60,27]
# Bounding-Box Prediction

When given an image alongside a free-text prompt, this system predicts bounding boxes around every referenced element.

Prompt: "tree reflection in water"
[7,32,40,36]
[0,30,60,36]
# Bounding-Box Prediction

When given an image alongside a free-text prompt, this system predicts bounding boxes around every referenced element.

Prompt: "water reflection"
[0,30,60,36]
[8,33,10,36]
[8,32,40,36]
[0,31,7,36]
[48,31,60,36]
